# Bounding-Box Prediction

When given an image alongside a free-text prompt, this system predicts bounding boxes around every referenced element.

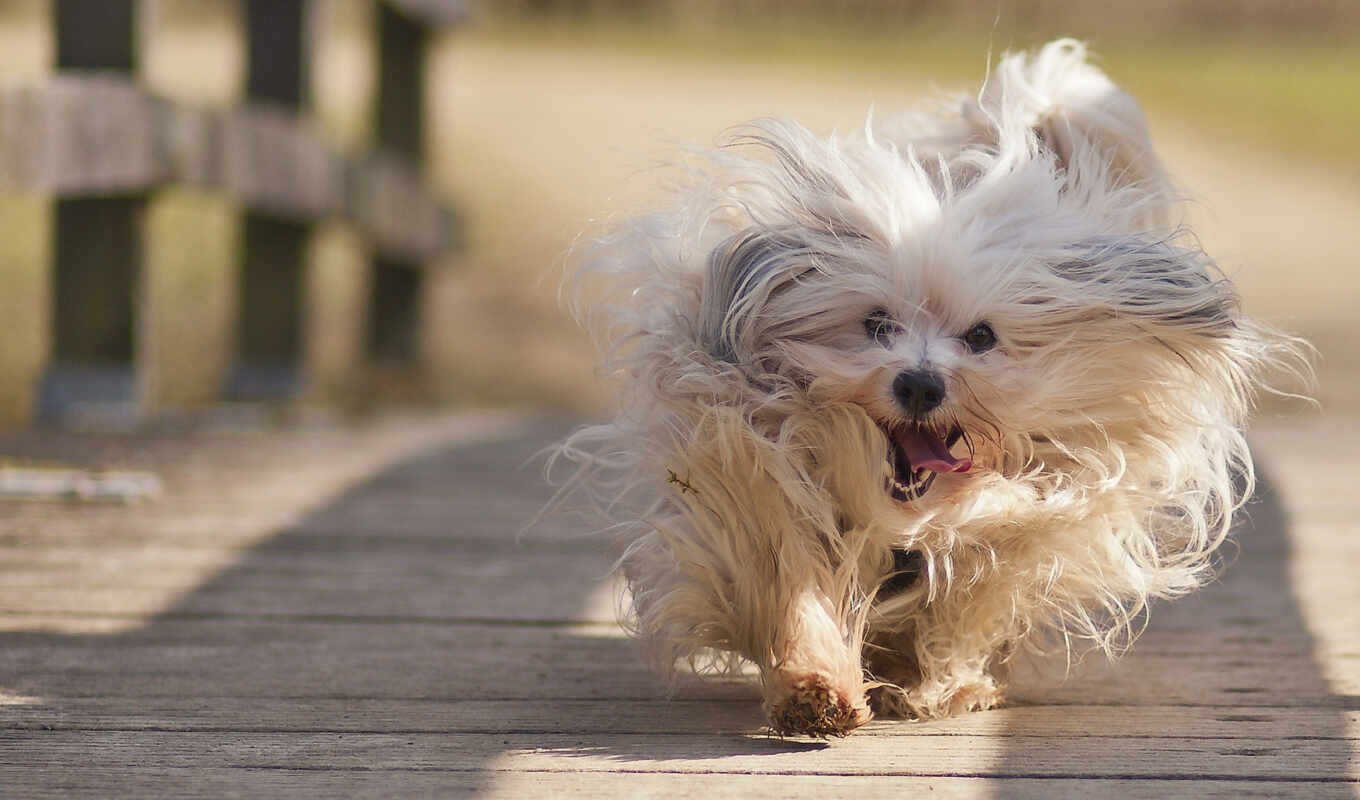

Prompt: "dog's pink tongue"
[895,428,971,473]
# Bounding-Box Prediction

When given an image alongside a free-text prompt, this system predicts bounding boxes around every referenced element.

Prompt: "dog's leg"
[866,644,1004,718]
[623,533,872,736]
[762,586,872,737]
[862,628,923,717]
[864,620,1006,719]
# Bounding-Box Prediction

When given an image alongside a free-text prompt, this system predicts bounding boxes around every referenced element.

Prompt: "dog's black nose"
[893,369,945,417]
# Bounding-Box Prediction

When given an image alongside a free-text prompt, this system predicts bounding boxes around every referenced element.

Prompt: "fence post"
[225,0,311,400]
[38,0,145,426]
[366,2,426,373]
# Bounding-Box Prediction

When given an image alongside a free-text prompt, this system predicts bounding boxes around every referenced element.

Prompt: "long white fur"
[550,40,1310,730]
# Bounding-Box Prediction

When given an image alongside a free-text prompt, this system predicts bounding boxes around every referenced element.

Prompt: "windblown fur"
[551,40,1309,735]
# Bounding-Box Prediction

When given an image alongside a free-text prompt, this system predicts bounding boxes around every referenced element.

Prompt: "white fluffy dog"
[552,40,1306,736]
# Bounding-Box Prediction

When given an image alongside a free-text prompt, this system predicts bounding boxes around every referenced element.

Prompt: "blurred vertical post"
[368,2,426,374]
[38,0,145,426]
[226,0,311,401]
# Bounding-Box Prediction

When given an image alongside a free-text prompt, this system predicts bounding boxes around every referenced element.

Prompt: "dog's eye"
[864,309,897,347]
[962,322,997,353]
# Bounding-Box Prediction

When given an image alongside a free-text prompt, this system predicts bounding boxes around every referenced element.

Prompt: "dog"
[551,39,1308,737]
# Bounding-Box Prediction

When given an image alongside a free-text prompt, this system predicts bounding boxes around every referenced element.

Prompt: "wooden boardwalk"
[0,412,1355,798]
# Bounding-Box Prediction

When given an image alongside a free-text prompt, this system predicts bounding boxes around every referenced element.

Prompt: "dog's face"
[697,128,1242,512]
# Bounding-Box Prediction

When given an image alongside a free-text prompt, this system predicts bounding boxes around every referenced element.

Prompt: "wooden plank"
[0,617,1349,709]
[482,774,1355,800]
[0,565,619,624]
[0,730,1355,782]
[0,574,1342,647]
[218,105,346,221]
[0,77,165,193]
[0,538,609,579]
[2,697,1355,740]
[159,104,219,186]
[13,769,1347,800]
[348,153,451,260]
[0,697,766,736]
[483,774,1355,800]
[0,618,734,700]
[0,534,612,576]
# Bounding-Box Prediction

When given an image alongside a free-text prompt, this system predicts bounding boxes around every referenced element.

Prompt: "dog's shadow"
[1,425,1354,785]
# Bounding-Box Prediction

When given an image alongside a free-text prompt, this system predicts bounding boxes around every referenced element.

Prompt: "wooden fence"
[0,0,466,425]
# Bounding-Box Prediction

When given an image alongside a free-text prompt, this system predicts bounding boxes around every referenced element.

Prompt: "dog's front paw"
[867,677,1004,719]
[764,671,872,737]
[936,679,1004,716]
[866,682,915,718]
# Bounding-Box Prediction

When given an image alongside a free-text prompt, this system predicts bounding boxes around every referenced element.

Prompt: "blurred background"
[0,5,1355,791]
[0,0,1355,430]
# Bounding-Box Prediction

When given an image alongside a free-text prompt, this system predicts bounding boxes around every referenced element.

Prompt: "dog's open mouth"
[883,425,972,502]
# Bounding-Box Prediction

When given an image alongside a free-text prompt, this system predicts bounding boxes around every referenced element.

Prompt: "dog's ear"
[1055,236,1238,337]
[967,40,1169,207]
[698,228,807,364]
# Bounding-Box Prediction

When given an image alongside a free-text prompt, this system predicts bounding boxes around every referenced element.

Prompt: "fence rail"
[0,78,452,261]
